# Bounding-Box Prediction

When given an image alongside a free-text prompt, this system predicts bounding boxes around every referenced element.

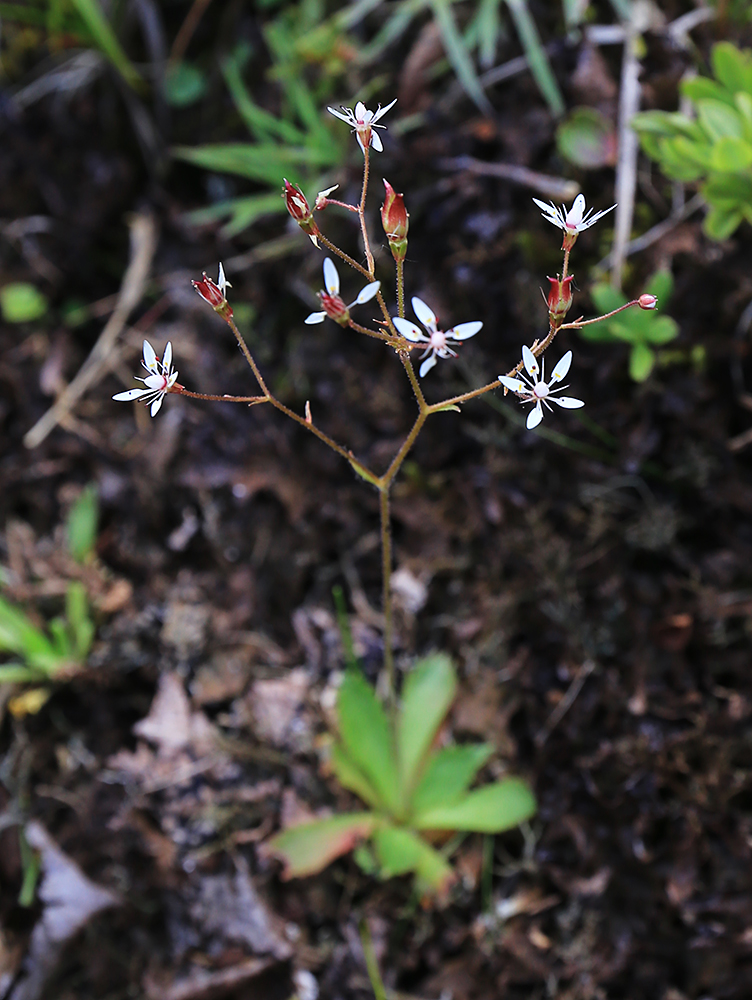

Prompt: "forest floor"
[2,6,752,1000]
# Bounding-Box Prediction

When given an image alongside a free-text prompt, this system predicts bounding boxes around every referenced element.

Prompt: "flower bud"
[192,264,233,321]
[319,293,350,326]
[546,274,574,324]
[381,179,409,262]
[638,293,658,310]
[283,179,320,247]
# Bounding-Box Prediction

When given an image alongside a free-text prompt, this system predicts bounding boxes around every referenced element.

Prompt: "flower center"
[533,382,549,399]
[430,331,446,350]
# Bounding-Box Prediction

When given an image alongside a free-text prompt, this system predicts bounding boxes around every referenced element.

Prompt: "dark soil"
[2,7,752,1000]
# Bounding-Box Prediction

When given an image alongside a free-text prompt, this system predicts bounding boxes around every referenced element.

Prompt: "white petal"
[327,106,353,124]
[522,345,539,377]
[411,296,437,332]
[566,194,586,227]
[393,317,426,342]
[113,388,149,401]
[447,321,482,341]
[218,262,231,292]
[354,101,367,119]
[150,394,164,417]
[552,396,585,409]
[305,312,327,324]
[526,404,544,429]
[317,184,339,199]
[370,130,383,152]
[167,371,179,388]
[323,258,340,295]
[550,350,572,382]
[498,376,526,393]
[143,373,166,390]
[532,197,557,217]
[356,133,366,154]
[142,340,158,372]
[162,341,173,373]
[356,281,381,304]
[372,98,397,122]
[419,354,437,377]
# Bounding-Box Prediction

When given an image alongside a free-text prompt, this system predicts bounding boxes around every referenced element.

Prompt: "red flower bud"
[381,179,409,262]
[192,264,233,321]
[546,274,574,324]
[319,292,349,325]
[283,179,320,246]
[638,293,658,310]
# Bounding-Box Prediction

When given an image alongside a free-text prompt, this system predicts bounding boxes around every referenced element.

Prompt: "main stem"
[379,486,394,705]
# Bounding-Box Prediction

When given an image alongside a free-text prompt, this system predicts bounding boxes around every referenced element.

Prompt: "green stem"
[379,485,394,705]
[396,257,405,319]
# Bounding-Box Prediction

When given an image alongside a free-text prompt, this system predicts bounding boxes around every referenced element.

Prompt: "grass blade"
[429,0,494,116]
[69,0,142,89]
[504,0,564,117]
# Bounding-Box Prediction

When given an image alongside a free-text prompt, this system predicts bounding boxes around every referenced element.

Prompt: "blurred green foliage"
[582,271,679,382]
[0,283,48,323]
[632,43,752,240]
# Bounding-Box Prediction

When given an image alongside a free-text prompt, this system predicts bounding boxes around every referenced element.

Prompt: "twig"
[24,212,158,448]
[438,156,579,203]
[534,659,596,747]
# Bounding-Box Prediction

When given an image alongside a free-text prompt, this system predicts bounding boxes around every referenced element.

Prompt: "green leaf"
[557,107,616,169]
[163,62,207,107]
[646,269,673,304]
[629,343,655,382]
[0,283,48,323]
[172,143,338,186]
[69,0,142,89]
[631,110,700,138]
[644,316,679,346]
[185,194,287,237]
[66,483,98,562]
[397,653,457,798]
[503,0,564,117]
[411,743,493,815]
[337,671,400,815]
[330,742,383,809]
[711,41,752,95]
[372,824,454,892]
[428,0,494,117]
[710,136,752,172]
[266,813,377,877]
[222,51,305,145]
[0,664,38,683]
[698,100,744,142]
[414,776,536,832]
[703,205,743,240]
[65,583,93,661]
[590,282,626,316]
[657,139,708,182]
[681,76,737,109]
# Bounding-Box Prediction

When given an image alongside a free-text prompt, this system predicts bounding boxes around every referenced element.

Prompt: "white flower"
[305,258,381,325]
[113,340,178,417]
[392,297,482,377]
[327,99,397,153]
[499,345,584,430]
[532,194,616,235]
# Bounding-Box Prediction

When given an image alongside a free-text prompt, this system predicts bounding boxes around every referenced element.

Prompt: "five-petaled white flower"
[499,346,584,430]
[392,297,482,377]
[533,194,616,238]
[305,258,381,326]
[327,99,397,153]
[113,340,179,417]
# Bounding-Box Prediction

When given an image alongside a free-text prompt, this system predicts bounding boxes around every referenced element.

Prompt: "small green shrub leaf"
[0,283,48,323]
[414,776,536,832]
[266,813,377,878]
[372,824,453,892]
[703,205,743,240]
[411,743,493,815]
[681,75,736,108]
[698,100,744,142]
[644,316,679,346]
[629,343,655,382]
[712,41,752,95]
[710,136,752,172]
[163,61,207,107]
[556,107,616,169]
[337,671,400,814]
[397,653,457,797]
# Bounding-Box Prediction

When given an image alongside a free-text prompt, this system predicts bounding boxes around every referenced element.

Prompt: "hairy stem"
[560,299,642,330]
[360,147,375,275]
[379,485,394,704]
[174,388,266,404]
